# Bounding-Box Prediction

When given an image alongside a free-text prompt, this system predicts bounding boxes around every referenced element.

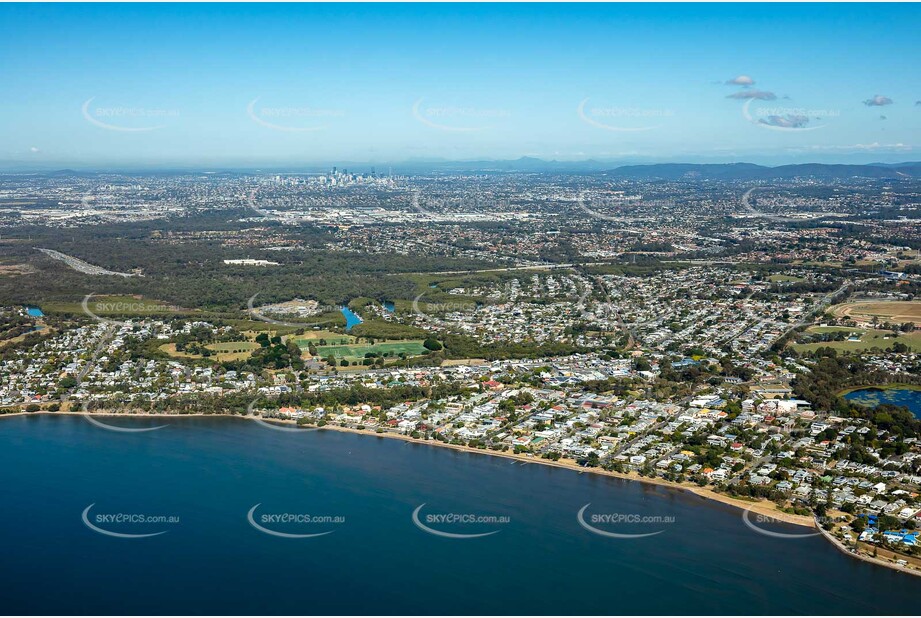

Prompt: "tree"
[58,376,77,389]
[423,338,443,351]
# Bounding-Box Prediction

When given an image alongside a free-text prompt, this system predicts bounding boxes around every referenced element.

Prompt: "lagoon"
[844,387,921,418]
[340,306,363,331]
[0,414,918,615]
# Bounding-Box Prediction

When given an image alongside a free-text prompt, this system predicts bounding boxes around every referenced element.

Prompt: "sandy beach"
[3,408,814,528]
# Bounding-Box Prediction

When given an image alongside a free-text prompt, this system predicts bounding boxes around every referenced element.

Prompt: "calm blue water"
[845,388,921,418]
[383,301,395,313]
[340,306,363,331]
[25,306,44,317]
[0,415,918,615]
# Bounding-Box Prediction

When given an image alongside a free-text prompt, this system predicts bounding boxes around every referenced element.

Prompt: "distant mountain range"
[400,158,921,178]
[4,158,920,179]
[601,162,920,181]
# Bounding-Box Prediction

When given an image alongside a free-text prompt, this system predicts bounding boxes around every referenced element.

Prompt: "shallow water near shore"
[0,414,918,615]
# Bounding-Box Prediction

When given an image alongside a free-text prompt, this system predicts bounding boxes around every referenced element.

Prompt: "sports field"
[791,326,921,353]
[768,274,805,282]
[291,330,355,347]
[205,341,260,353]
[829,300,921,325]
[315,340,429,360]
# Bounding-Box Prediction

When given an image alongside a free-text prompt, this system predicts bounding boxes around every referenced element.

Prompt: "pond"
[340,306,363,331]
[844,387,921,419]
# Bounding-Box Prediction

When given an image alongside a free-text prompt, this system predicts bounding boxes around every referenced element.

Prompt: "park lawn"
[158,343,200,359]
[768,274,805,282]
[791,328,921,353]
[206,341,260,353]
[291,330,355,348]
[315,340,429,361]
[809,326,864,334]
[227,320,303,335]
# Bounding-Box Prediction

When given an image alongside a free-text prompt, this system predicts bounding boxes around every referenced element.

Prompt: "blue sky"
[1,3,919,168]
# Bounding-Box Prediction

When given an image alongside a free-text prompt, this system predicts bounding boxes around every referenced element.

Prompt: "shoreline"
[816,519,921,578]
[4,409,814,528]
[317,423,817,527]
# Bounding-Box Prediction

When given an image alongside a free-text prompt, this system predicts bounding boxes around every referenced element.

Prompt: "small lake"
[844,387,921,418]
[340,306,363,331]
[26,306,44,317]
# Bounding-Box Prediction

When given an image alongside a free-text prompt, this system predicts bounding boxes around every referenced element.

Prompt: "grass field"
[768,274,805,282]
[829,300,921,325]
[205,341,260,353]
[315,340,428,361]
[791,326,921,353]
[159,343,199,359]
[160,341,260,362]
[291,330,355,347]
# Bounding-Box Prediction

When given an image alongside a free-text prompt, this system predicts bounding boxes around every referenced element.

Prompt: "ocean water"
[844,388,921,418]
[0,414,918,615]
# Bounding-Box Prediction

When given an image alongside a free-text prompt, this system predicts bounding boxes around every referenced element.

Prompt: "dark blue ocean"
[0,414,918,615]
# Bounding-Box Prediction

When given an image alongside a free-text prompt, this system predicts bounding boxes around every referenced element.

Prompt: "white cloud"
[725,75,755,86]
[759,115,809,128]
[726,89,777,100]
[863,95,893,106]
[791,142,911,152]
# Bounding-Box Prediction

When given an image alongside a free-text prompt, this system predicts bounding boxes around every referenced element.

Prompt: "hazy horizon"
[2,3,919,169]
